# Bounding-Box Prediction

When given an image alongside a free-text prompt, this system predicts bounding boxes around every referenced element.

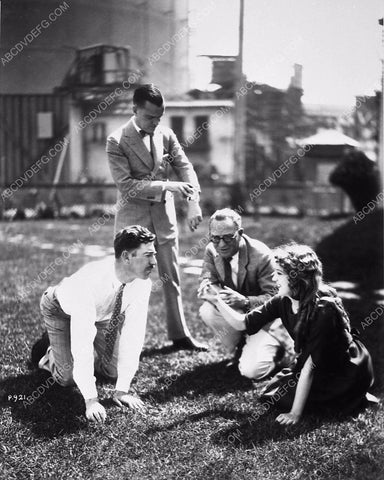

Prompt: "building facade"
[0,0,192,199]
[0,0,190,96]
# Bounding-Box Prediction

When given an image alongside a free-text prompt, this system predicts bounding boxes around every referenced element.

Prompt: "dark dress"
[245,291,374,414]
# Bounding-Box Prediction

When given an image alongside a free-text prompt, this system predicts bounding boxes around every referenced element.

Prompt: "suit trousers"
[155,238,191,340]
[40,287,120,387]
[114,196,190,341]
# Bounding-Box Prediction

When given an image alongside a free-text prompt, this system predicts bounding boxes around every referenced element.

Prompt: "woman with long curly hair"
[213,243,375,425]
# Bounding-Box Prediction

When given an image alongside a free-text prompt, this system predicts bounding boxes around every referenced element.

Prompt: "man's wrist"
[290,409,302,419]
[243,296,251,312]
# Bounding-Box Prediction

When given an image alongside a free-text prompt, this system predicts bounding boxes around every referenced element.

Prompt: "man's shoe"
[224,335,245,369]
[38,346,52,372]
[172,336,208,351]
[31,331,50,367]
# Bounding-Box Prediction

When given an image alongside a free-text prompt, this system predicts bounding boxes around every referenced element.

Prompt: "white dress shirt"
[229,252,239,288]
[55,256,151,400]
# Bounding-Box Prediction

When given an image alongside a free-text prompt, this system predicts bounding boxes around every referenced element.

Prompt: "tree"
[329,150,381,212]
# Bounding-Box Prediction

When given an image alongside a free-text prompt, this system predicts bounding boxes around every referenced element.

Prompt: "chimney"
[290,63,303,89]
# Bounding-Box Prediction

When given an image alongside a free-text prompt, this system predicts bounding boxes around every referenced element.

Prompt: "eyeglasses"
[210,232,238,244]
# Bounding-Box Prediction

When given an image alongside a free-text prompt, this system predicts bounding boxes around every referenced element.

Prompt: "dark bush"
[36,202,56,219]
[329,150,381,212]
[12,208,26,221]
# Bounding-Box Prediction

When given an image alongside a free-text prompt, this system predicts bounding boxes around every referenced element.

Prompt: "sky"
[189,0,384,107]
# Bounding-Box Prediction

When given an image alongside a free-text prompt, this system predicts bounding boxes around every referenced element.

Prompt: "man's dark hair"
[114,225,155,258]
[133,84,164,108]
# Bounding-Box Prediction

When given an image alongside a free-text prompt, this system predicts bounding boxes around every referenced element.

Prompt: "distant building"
[295,129,359,214]
[0,0,189,96]
[304,104,349,131]
[297,129,360,184]
[242,64,304,190]
[304,93,381,164]
[68,98,234,187]
[0,0,192,198]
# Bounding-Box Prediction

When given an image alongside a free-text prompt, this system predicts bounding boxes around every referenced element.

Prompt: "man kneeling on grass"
[31,225,157,423]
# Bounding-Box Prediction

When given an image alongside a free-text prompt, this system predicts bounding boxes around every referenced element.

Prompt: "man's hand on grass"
[113,391,146,413]
[85,398,107,423]
[276,411,301,425]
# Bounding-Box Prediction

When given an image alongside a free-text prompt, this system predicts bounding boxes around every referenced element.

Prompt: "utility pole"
[379,18,384,188]
[233,0,246,207]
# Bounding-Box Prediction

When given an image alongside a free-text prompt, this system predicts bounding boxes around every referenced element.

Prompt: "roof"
[166,99,234,108]
[304,103,349,117]
[199,55,237,61]
[298,129,360,147]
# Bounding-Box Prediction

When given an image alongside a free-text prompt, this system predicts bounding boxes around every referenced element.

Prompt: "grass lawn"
[0,213,383,480]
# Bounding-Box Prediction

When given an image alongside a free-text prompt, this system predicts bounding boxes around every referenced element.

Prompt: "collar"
[132,117,141,133]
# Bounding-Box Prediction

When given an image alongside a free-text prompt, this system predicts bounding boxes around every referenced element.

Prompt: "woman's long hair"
[273,244,324,353]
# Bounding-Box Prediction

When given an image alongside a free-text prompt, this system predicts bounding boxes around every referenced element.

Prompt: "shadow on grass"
[143,361,253,403]
[316,209,383,290]
[210,407,372,450]
[210,410,321,449]
[140,344,178,358]
[143,403,328,448]
[0,370,88,438]
[144,406,246,435]
[143,394,378,451]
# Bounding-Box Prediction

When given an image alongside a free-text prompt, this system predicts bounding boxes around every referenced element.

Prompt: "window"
[37,112,53,139]
[170,116,185,143]
[317,162,335,185]
[190,115,209,151]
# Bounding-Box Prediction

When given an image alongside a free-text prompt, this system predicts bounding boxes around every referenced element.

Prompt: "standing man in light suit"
[107,84,207,351]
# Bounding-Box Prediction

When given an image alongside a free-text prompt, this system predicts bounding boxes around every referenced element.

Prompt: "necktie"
[223,257,236,290]
[149,134,155,161]
[103,283,126,364]
[139,130,155,165]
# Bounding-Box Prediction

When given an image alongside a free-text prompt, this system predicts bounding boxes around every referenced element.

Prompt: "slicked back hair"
[114,225,156,258]
[133,84,164,108]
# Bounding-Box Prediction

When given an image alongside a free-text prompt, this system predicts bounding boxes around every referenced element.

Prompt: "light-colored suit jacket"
[200,234,278,310]
[107,117,200,243]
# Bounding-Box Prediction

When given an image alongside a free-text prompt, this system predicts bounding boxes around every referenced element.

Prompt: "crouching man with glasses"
[198,209,295,380]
